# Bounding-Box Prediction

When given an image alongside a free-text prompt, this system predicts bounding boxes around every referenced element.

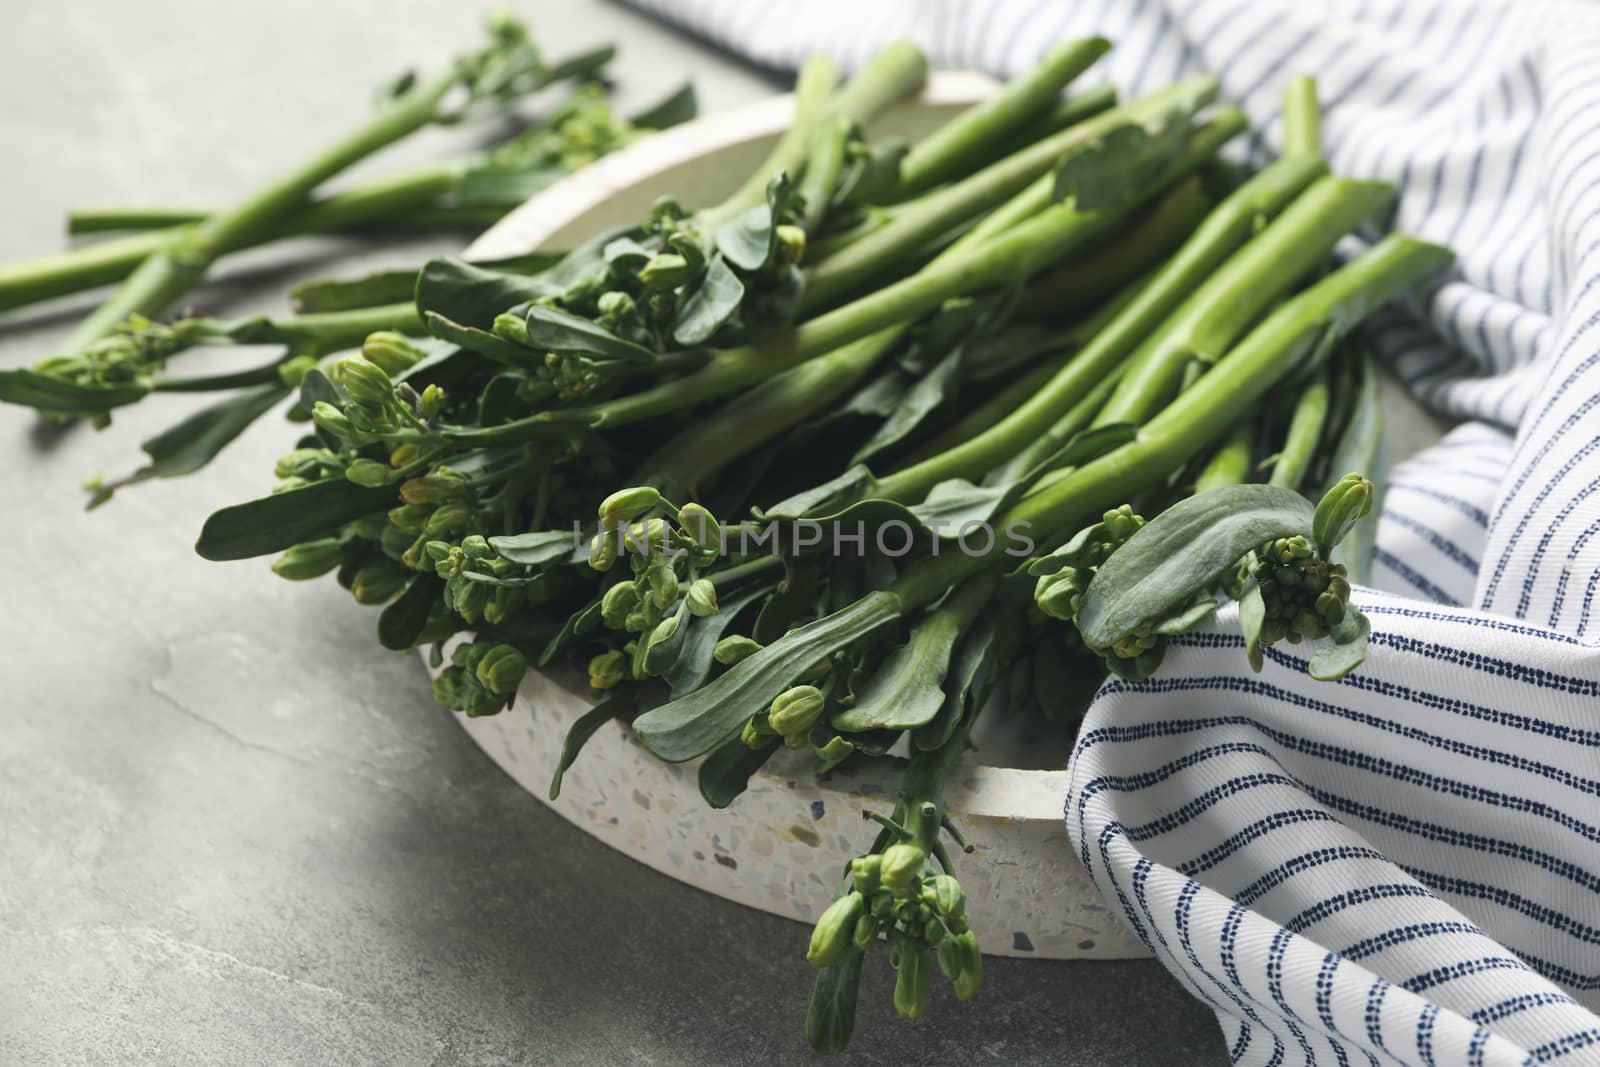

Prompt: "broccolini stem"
[892,37,1111,198]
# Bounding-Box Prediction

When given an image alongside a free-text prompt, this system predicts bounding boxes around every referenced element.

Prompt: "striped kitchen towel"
[625,1,1600,1063]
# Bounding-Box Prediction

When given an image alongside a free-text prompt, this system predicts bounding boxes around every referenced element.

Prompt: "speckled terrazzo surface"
[0,0,1227,1062]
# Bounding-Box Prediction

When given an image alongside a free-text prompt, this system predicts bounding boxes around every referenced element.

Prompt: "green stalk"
[797,117,855,234]
[455,111,1240,447]
[892,38,1110,198]
[697,43,927,230]
[63,162,466,236]
[698,55,839,229]
[0,166,496,312]
[819,42,930,131]
[903,269,1150,473]
[798,75,1221,313]
[71,81,475,350]
[1092,176,1392,427]
[1008,235,1451,542]
[1268,367,1329,488]
[1282,75,1321,157]
[1012,175,1215,323]
[989,364,1126,482]
[872,150,1325,504]
[640,329,902,498]
[995,84,1119,156]
[1194,423,1255,492]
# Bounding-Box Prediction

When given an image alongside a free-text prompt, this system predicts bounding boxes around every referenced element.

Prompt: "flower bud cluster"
[1031,505,1145,625]
[1250,534,1352,646]
[432,639,528,717]
[806,842,983,1013]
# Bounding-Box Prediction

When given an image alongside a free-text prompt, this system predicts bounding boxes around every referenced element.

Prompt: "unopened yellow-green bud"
[774,223,806,265]
[270,539,343,581]
[400,473,466,505]
[1313,473,1374,553]
[351,564,408,604]
[387,502,432,534]
[677,502,719,550]
[588,649,627,690]
[807,892,865,968]
[343,458,391,488]
[879,842,926,894]
[274,447,327,480]
[713,635,763,665]
[685,579,718,617]
[389,443,420,468]
[276,354,319,388]
[929,874,965,920]
[600,581,641,629]
[419,384,445,420]
[588,532,619,572]
[647,563,678,608]
[311,401,353,440]
[332,356,393,408]
[850,854,882,895]
[491,312,534,348]
[599,486,665,531]
[475,644,527,696]
[424,504,472,538]
[361,331,427,376]
[639,252,692,290]
[853,913,878,950]
[893,942,931,1020]
[460,534,490,560]
[768,685,824,740]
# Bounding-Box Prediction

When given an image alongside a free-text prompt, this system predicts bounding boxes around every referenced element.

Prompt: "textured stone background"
[0,2,1225,1062]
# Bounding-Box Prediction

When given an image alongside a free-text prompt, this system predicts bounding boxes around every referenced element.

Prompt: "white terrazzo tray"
[441,71,1443,960]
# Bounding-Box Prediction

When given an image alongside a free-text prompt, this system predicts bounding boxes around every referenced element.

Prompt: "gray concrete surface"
[0,2,1226,1063]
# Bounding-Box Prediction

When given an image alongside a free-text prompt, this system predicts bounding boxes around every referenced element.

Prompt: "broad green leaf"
[0,369,149,414]
[671,256,745,346]
[629,82,698,129]
[959,324,1066,382]
[913,612,1012,750]
[753,562,820,645]
[759,465,879,521]
[834,139,909,209]
[806,954,864,1055]
[831,609,962,732]
[1239,581,1267,672]
[634,591,903,762]
[1053,108,1192,212]
[538,596,604,668]
[851,345,962,465]
[1151,598,1218,635]
[1322,346,1386,584]
[423,311,545,369]
[415,257,558,329]
[523,304,656,364]
[1308,608,1371,681]
[197,480,395,561]
[550,695,633,800]
[664,583,775,697]
[89,383,291,507]
[1078,484,1315,650]
[488,529,578,566]
[378,574,443,651]
[715,171,792,271]
[697,735,779,809]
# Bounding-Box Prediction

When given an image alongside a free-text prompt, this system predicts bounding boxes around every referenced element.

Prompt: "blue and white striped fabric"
[626,1,1600,1062]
